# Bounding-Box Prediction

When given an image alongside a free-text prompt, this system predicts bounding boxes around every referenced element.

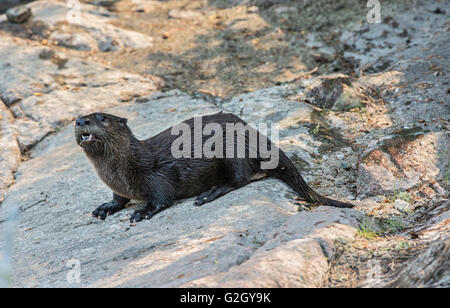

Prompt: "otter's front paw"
[130,209,153,223]
[92,201,120,220]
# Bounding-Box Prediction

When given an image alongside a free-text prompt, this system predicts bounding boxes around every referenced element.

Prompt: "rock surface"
[0,0,449,288]
[2,0,153,51]
[0,84,364,287]
[6,6,31,23]
[386,236,449,288]
[0,91,353,287]
[185,209,360,287]
[306,75,366,111]
[357,130,449,197]
[0,103,21,203]
[0,35,161,153]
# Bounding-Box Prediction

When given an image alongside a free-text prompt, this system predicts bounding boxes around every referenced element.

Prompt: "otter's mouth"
[80,133,98,144]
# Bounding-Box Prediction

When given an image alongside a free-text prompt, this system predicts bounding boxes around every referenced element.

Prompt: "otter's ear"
[120,117,128,125]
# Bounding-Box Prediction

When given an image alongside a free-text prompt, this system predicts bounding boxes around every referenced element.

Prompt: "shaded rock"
[418,183,436,199]
[126,233,255,288]
[259,207,362,251]
[92,0,116,8]
[49,31,93,51]
[6,6,32,23]
[357,129,450,197]
[25,0,152,52]
[184,214,358,287]
[187,238,330,288]
[0,88,22,107]
[97,35,119,52]
[387,236,449,288]
[375,199,450,288]
[407,199,450,241]
[37,48,55,60]
[306,75,364,111]
[429,181,446,197]
[0,0,28,14]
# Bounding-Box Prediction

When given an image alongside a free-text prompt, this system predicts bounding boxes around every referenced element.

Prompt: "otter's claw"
[92,201,121,220]
[130,209,153,223]
[92,207,108,220]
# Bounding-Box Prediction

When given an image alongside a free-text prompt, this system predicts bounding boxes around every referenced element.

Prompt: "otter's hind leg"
[93,193,130,220]
[194,185,236,206]
[194,159,254,206]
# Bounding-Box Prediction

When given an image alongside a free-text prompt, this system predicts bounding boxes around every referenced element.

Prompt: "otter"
[75,112,353,223]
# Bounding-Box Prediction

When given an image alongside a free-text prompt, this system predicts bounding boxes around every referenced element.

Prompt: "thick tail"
[269,151,354,208]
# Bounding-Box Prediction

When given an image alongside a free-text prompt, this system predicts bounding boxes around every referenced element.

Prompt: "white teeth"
[81,134,94,142]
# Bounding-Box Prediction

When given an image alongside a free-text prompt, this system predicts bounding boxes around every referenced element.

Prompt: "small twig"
[290,67,319,82]
[20,199,46,213]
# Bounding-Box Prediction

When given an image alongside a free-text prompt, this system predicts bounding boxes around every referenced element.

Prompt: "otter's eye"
[96,114,106,122]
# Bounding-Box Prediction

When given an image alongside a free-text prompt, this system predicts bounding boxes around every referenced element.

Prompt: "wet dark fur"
[75,112,353,223]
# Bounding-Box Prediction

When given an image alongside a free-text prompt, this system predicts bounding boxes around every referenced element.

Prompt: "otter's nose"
[76,118,90,127]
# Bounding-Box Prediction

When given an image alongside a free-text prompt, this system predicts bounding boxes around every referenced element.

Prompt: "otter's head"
[74,113,130,156]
